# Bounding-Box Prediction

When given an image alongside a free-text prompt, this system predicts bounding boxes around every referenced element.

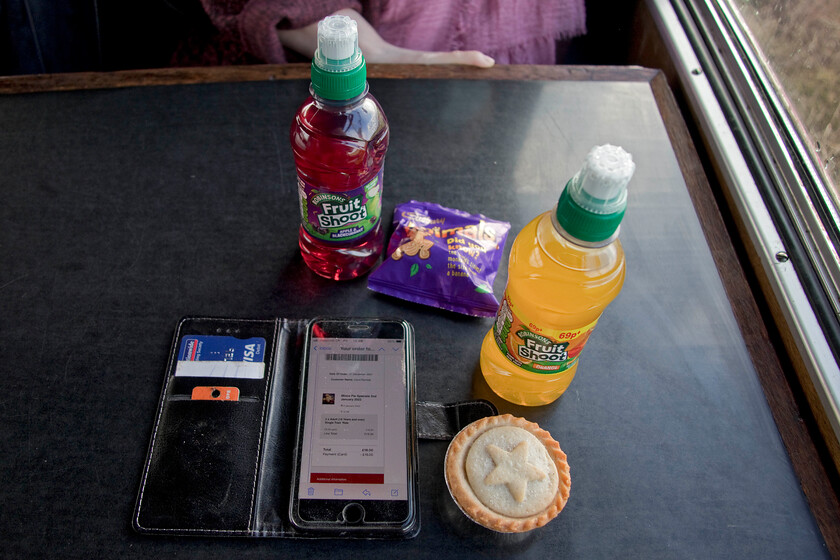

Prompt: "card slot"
[167,375,266,401]
[167,394,261,403]
[135,399,265,534]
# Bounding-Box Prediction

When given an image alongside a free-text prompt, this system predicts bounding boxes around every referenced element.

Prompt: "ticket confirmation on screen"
[297,337,408,502]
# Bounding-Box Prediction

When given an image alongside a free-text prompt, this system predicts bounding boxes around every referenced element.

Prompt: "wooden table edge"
[0,64,657,94]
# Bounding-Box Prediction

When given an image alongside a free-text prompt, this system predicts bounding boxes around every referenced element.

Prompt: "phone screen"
[295,323,409,511]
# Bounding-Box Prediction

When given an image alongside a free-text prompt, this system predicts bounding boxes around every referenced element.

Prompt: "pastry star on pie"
[484,440,548,502]
[445,414,571,533]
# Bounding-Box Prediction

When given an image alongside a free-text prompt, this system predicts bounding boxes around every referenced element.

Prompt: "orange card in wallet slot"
[191,386,240,401]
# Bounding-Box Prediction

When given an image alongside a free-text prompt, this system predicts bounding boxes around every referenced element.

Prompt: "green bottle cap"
[555,145,634,244]
[310,15,367,100]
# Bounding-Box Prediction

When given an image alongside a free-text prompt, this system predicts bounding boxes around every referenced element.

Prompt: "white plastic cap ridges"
[317,15,358,61]
[577,144,634,201]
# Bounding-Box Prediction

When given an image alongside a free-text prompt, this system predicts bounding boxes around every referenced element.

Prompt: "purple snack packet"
[367,200,511,317]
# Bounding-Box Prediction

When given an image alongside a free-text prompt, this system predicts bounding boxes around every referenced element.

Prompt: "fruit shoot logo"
[516,330,569,362]
[312,193,368,228]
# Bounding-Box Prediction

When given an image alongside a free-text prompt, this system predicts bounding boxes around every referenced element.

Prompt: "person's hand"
[364,45,495,67]
[277,9,495,68]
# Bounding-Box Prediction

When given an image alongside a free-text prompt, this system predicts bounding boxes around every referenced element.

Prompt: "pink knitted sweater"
[190,0,586,65]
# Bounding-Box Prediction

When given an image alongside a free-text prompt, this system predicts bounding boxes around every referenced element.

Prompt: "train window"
[732,0,839,194]
[644,0,840,458]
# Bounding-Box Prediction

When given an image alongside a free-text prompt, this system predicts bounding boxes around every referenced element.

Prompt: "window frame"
[644,0,840,454]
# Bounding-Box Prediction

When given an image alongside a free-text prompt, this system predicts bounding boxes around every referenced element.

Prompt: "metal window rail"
[645,0,840,450]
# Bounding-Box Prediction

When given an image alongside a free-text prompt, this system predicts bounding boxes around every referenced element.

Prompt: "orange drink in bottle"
[480,145,634,406]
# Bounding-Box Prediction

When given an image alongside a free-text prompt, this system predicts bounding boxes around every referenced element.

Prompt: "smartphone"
[289,318,419,536]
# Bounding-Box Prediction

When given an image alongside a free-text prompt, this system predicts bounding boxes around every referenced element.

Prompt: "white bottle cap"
[314,15,363,72]
[570,144,634,214]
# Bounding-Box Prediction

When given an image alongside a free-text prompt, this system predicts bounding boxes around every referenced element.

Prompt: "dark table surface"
[0,65,834,558]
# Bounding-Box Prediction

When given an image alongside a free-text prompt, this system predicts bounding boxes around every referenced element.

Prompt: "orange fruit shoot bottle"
[480,145,634,406]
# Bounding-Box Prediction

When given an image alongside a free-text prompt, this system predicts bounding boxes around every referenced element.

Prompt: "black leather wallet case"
[132,317,496,538]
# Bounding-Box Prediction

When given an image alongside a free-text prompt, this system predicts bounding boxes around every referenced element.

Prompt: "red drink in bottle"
[290,15,389,280]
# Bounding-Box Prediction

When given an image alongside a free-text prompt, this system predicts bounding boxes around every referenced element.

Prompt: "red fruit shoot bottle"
[290,15,389,280]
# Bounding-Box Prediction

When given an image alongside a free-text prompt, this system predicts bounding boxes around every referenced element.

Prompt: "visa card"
[175,335,267,379]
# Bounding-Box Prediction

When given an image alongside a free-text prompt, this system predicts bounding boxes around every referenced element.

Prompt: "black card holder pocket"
[134,398,267,534]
